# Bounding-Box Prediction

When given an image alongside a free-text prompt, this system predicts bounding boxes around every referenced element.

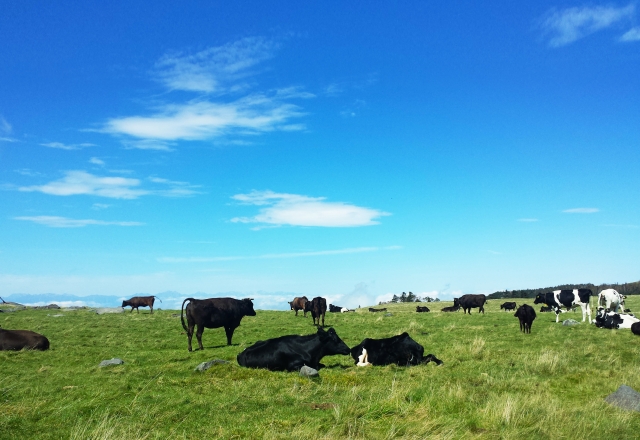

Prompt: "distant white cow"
[597,289,625,313]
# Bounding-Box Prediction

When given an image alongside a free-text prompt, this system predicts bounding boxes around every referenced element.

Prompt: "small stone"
[605,385,640,412]
[99,358,124,367]
[195,359,229,372]
[562,319,579,326]
[300,366,319,377]
[384,313,393,317]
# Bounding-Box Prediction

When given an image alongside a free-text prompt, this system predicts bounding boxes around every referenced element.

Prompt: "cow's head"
[121,300,129,307]
[453,298,459,307]
[533,294,545,304]
[288,301,294,310]
[317,327,350,355]
[242,298,257,316]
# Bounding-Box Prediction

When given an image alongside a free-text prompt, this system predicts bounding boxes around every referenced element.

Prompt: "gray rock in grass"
[300,366,319,378]
[99,358,124,367]
[195,359,229,372]
[95,307,124,315]
[605,385,640,412]
[562,319,579,326]
[47,314,64,317]
[384,313,393,317]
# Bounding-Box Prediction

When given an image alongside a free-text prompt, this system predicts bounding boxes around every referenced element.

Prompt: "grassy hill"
[2,298,640,439]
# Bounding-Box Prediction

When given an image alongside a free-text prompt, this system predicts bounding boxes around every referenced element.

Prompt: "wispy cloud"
[122,139,175,151]
[231,190,391,228]
[563,207,600,213]
[1,116,12,134]
[0,137,19,143]
[14,168,42,177]
[518,218,539,222]
[158,246,401,263]
[14,215,144,228]
[540,4,635,47]
[92,203,110,210]
[41,142,96,150]
[620,26,640,41]
[18,171,200,199]
[103,96,305,141]
[89,157,105,166]
[154,36,278,94]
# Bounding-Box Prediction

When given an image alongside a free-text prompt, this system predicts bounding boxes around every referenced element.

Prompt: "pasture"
[2,297,640,439]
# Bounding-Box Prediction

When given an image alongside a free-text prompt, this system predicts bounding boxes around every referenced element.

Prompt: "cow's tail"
[181,298,193,332]
[154,296,163,303]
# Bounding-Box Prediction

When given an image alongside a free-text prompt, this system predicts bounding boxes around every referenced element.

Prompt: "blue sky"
[1,2,639,310]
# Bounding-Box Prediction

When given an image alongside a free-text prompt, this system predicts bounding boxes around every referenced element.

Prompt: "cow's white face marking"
[357,348,371,367]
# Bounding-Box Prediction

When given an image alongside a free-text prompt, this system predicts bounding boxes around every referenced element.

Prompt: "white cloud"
[14,169,42,177]
[1,116,12,134]
[540,4,635,47]
[122,139,175,151]
[620,26,640,41]
[92,203,110,210]
[89,157,105,166]
[230,190,390,227]
[154,36,278,93]
[157,246,400,263]
[563,208,600,213]
[19,171,148,199]
[104,97,305,141]
[14,216,144,228]
[1,137,19,143]
[41,142,96,150]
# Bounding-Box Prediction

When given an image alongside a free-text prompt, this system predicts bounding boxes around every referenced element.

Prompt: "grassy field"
[2,297,640,439]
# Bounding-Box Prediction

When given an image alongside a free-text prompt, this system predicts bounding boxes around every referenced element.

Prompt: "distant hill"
[488,281,640,299]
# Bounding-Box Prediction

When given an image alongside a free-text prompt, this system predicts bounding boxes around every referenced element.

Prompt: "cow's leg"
[150,306,153,315]
[187,323,195,352]
[295,309,298,316]
[195,325,205,350]
[321,312,325,327]
[555,309,561,323]
[224,326,235,345]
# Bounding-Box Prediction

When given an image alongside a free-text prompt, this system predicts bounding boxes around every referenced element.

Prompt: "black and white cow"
[350,332,443,367]
[594,308,639,329]
[500,302,517,312]
[597,289,625,313]
[236,327,350,371]
[533,289,593,323]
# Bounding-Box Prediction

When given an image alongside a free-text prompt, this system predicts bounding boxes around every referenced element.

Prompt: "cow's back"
[0,329,50,351]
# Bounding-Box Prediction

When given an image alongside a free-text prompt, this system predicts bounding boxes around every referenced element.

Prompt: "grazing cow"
[237,327,350,371]
[441,305,460,312]
[597,289,625,313]
[350,333,443,367]
[0,328,49,351]
[454,294,487,315]
[594,308,639,329]
[181,297,256,351]
[533,289,592,323]
[121,296,161,314]
[369,307,387,312]
[288,296,309,317]
[329,304,343,313]
[539,306,553,312]
[500,302,517,312]
[416,306,430,313]
[514,304,536,333]
[305,297,327,327]
[631,322,640,336]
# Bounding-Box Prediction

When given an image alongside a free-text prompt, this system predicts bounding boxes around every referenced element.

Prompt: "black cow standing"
[305,297,327,327]
[122,296,161,314]
[500,302,517,312]
[514,304,536,333]
[288,297,308,316]
[237,327,350,371]
[350,333,443,367]
[533,289,592,323]
[0,328,50,351]
[181,297,256,351]
[454,294,487,315]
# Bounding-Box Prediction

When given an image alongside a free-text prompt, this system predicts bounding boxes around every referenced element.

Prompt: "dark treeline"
[488,281,640,299]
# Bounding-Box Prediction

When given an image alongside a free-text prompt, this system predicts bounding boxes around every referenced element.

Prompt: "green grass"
[2,298,640,439]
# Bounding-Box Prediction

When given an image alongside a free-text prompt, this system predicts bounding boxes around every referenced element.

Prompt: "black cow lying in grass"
[539,306,553,312]
[416,306,430,312]
[441,305,460,312]
[631,322,640,336]
[237,327,350,371]
[0,328,49,351]
[594,308,639,329]
[350,333,443,367]
[369,307,387,312]
[514,304,536,333]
